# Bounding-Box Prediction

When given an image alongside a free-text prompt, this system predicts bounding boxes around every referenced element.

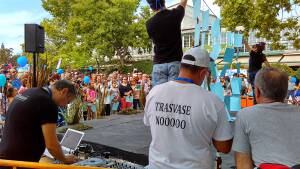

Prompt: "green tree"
[0,43,13,64]
[215,0,300,49]
[270,63,296,76]
[295,67,300,80]
[41,0,152,69]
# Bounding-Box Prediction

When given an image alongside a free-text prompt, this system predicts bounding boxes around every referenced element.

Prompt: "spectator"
[233,67,300,168]
[49,74,60,86]
[81,94,88,121]
[86,85,97,120]
[102,80,112,116]
[111,80,120,114]
[131,79,142,110]
[287,76,296,98]
[6,87,17,106]
[18,78,28,94]
[119,76,133,111]
[292,83,300,105]
[9,69,22,90]
[137,72,143,83]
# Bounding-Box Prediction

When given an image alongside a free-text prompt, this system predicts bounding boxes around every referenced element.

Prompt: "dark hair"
[224,76,230,82]
[53,80,77,96]
[147,0,165,10]
[256,42,266,52]
[7,87,16,97]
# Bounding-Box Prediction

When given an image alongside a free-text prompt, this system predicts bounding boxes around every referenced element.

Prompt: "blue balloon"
[88,66,93,71]
[290,77,297,83]
[57,69,64,75]
[83,76,90,84]
[0,74,6,87]
[17,56,28,67]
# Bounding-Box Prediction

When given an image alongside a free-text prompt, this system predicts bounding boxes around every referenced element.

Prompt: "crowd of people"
[62,70,152,120]
[216,73,300,104]
[0,65,152,122]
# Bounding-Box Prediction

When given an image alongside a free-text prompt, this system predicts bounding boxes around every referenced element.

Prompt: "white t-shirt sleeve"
[213,106,234,141]
[143,93,151,126]
[232,112,251,154]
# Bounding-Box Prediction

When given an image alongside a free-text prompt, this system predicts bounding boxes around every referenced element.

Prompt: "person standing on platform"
[144,47,233,169]
[146,0,188,86]
[245,41,270,104]
[0,80,78,164]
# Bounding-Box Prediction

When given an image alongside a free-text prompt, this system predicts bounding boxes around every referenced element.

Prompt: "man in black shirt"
[245,41,270,104]
[146,0,188,86]
[0,80,78,164]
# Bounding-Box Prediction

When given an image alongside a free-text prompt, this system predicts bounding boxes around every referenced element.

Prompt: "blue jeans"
[152,61,180,87]
[248,71,257,104]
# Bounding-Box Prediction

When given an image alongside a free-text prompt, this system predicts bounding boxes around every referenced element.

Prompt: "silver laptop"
[44,128,85,159]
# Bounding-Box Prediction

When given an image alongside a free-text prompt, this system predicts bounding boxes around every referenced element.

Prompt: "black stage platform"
[80,113,235,168]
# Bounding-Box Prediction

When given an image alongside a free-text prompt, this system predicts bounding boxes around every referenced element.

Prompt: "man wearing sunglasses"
[9,69,21,90]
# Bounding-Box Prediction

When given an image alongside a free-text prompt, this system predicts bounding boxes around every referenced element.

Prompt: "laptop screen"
[60,129,84,150]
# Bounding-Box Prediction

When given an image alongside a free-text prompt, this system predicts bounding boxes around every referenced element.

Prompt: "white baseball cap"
[181,47,210,68]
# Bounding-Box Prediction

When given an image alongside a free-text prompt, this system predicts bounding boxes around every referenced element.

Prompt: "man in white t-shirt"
[144,47,233,169]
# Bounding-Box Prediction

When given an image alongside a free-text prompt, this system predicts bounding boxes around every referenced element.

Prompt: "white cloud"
[0,10,50,54]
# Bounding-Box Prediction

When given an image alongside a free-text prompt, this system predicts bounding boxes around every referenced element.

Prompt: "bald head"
[254,67,288,102]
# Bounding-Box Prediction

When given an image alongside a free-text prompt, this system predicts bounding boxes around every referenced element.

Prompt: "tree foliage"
[270,63,296,76]
[215,0,300,49]
[0,43,13,65]
[41,0,152,69]
[296,67,300,79]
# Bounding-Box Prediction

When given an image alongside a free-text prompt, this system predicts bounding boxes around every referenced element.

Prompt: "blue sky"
[0,0,219,54]
[0,0,50,54]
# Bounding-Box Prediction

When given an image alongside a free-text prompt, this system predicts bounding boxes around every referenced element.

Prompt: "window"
[221,32,226,44]
[183,35,189,48]
[183,33,194,48]
[202,33,213,46]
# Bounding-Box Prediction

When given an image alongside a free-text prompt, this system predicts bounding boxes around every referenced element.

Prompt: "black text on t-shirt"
[154,102,191,129]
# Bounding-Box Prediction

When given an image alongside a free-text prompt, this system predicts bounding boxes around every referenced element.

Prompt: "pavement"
[82,113,235,168]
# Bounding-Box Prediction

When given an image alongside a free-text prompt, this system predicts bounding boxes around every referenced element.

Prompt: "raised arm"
[244,39,252,52]
[180,0,188,8]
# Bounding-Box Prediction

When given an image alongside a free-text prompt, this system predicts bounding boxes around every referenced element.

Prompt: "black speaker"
[24,24,45,53]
